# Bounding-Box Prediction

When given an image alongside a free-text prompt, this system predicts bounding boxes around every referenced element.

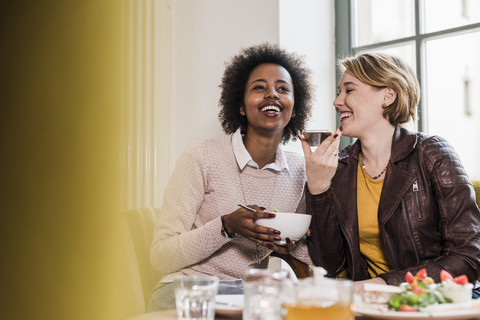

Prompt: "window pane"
[424,0,480,33]
[354,0,415,46]
[425,31,480,179]
[365,43,416,70]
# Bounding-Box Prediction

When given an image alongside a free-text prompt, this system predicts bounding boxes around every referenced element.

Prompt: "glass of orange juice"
[283,270,353,320]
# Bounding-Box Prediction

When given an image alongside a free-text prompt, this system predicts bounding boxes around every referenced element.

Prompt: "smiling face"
[242,63,295,137]
[334,71,393,139]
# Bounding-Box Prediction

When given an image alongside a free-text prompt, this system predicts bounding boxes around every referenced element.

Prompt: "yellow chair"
[124,208,160,313]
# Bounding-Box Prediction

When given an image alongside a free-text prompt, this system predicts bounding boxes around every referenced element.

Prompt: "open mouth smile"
[338,111,352,122]
[260,105,282,113]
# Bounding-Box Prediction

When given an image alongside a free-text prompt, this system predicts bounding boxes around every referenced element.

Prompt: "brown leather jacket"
[306,127,480,285]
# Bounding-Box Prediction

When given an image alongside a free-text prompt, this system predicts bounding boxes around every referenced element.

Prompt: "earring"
[240,110,245,116]
[292,111,296,118]
[382,103,387,108]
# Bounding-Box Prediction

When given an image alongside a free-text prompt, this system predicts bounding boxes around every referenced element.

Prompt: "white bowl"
[255,212,311,245]
[438,281,474,303]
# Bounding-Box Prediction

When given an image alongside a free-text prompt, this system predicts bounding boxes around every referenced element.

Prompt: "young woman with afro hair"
[149,42,316,310]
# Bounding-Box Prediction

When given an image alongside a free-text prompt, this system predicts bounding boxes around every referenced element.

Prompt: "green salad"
[388,269,452,312]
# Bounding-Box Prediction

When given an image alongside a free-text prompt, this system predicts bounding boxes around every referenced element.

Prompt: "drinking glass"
[303,130,332,147]
[173,275,219,320]
[283,276,353,320]
[242,269,291,320]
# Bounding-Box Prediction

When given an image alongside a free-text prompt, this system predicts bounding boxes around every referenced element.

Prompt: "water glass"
[243,269,291,320]
[173,275,219,320]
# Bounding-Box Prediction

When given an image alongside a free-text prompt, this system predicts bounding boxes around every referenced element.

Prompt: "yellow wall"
[0,1,133,318]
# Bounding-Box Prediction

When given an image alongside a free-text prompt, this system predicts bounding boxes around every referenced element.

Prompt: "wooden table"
[129,308,480,320]
[128,309,380,320]
[128,309,240,320]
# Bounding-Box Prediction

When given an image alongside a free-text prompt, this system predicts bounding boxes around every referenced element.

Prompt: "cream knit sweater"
[151,134,312,283]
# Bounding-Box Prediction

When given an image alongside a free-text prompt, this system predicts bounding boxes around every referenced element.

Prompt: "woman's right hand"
[223,205,281,246]
[299,127,342,195]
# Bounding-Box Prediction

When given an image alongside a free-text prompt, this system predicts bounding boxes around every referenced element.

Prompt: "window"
[336,0,480,179]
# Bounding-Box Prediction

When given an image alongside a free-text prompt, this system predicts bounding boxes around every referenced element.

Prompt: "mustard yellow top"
[357,154,391,278]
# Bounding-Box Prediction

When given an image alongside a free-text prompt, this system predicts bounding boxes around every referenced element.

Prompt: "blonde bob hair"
[338,52,420,127]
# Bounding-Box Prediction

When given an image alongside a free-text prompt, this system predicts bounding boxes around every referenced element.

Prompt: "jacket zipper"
[401,198,420,265]
[413,180,423,219]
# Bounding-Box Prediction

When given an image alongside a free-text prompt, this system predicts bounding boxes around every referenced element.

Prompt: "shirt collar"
[231,128,289,172]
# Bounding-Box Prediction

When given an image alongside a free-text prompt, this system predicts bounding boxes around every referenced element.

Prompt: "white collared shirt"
[231,128,289,173]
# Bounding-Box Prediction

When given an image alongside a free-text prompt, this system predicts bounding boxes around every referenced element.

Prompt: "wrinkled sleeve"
[150,140,233,277]
[306,186,347,277]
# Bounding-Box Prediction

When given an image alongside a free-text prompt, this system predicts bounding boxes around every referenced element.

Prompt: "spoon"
[238,204,256,212]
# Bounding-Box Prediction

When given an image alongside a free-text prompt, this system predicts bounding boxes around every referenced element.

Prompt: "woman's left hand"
[269,237,298,254]
[270,229,311,254]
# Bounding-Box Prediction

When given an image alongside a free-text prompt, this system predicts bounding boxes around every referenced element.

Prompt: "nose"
[265,87,279,99]
[333,94,343,108]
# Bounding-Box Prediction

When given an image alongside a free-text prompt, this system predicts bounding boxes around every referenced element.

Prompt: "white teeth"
[260,105,281,112]
[340,112,352,119]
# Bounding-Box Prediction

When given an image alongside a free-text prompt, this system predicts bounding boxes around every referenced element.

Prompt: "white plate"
[355,305,480,319]
[215,294,243,317]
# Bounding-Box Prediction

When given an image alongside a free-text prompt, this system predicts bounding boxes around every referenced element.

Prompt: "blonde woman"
[301,52,480,295]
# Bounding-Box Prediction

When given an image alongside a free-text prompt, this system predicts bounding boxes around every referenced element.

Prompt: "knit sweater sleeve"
[150,139,232,276]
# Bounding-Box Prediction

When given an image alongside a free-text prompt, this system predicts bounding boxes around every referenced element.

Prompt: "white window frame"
[335,0,480,135]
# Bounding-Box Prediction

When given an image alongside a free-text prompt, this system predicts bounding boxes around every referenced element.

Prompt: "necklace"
[360,152,388,180]
[238,168,278,265]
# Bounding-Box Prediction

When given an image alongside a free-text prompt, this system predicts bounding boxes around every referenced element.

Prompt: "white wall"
[170,0,281,157]
[127,0,336,209]
[170,0,336,156]
[279,0,336,153]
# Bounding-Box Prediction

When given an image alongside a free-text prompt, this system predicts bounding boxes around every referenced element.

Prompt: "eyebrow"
[338,81,358,89]
[342,81,357,87]
[250,79,291,85]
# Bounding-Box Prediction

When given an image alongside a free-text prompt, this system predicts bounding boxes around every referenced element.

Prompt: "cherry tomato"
[416,268,427,279]
[399,304,418,312]
[453,275,468,285]
[405,271,415,284]
[412,287,424,295]
[440,270,453,282]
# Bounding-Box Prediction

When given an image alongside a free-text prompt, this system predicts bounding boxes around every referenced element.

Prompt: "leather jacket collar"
[338,127,418,165]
